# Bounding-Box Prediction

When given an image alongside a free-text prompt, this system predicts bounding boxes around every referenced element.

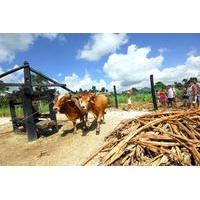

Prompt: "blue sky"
[0,33,200,91]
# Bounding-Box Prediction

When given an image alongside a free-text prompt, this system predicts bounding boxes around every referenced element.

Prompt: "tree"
[132,87,138,93]
[182,79,188,84]
[190,77,197,82]
[174,81,183,89]
[91,85,97,93]
[155,81,166,91]
[0,80,9,107]
[79,88,83,93]
[0,80,9,94]
[31,74,49,92]
[100,87,105,93]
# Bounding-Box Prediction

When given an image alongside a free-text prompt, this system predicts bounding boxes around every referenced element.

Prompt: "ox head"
[79,93,95,110]
[53,93,75,113]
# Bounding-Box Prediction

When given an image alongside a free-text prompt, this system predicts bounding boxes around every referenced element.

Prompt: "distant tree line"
[76,86,108,94]
[155,77,199,91]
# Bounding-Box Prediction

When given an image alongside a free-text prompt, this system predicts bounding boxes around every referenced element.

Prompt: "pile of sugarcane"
[82,109,200,166]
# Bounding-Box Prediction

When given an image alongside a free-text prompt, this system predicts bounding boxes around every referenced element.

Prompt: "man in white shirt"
[167,85,175,107]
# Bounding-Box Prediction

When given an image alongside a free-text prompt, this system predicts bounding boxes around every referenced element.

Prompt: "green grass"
[0,90,184,117]
[0,101,50,117]
[108,92,152,106]
[0,105,24,117]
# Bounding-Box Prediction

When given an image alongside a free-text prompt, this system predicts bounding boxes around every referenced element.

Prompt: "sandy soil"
[0,109,148,166]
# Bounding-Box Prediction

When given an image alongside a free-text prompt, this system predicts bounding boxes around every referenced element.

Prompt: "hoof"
[82,129,88,136]
[82,132,87,136]
[96,130,100,135]
[73,130,77,134]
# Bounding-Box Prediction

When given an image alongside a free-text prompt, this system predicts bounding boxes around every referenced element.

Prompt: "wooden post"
[150,74,158,110]
[113,85,118,109]
[48,91,58,131]
[23,61,38,141]
[9,100,18,132]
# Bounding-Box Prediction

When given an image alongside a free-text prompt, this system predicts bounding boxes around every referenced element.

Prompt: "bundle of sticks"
[82,109,200,166]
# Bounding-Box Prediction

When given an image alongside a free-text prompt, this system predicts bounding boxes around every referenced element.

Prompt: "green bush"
[108,92,152,106]
[0,101,50,117]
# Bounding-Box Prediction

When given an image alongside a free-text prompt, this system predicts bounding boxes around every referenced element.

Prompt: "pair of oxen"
[53,93,108,135]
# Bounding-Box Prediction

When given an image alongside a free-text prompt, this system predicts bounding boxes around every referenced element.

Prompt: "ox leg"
[102,112,105,123]
[85,113,90,127]
[96,112,103,135]
[82,115,88,131]
[73,121,77,134]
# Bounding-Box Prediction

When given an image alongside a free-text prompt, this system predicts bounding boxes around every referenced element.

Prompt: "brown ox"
[53,93,87,134]
[79,93,108,135]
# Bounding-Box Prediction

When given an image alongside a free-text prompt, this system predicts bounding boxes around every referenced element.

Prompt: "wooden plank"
[9,100,18,132]
[23,63,38,142]
[48,92,58,131]
[0,65,24,79]
[0,83,24,87]
[32,83,66,87]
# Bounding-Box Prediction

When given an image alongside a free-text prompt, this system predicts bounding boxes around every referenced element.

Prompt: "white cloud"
[103,44,163,90]
[58,73,62,77]
[0,33,59,63]
[77,33,128,61]
[37,33,58,40]
[103,44,200,91]
[187,48,198,57]
[158,48,168,54]
[64,72,107,92]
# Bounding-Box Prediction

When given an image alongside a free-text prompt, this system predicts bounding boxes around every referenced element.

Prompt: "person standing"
[197,81,200,109]
[172,86,176,105]
[156,90,160,105]
[127,89,133,110]
[159,90,166,107]
[192,79,198,109]
[166,85,175,108]
[182,83,189,107]
[187,81,194,109]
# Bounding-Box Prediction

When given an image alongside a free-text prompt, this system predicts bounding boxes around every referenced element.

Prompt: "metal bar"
[150,74,158,110]
[30,67,75,94]
[0,83,24,87]
[0,65,24,79]
[113,85,118,109]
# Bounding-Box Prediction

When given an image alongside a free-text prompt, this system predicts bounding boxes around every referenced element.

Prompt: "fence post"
[150,74,158,110]
[113,85,118,109]
[23,61,38,141]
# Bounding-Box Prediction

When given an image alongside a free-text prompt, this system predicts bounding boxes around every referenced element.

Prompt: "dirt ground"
[0,109,148,166]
